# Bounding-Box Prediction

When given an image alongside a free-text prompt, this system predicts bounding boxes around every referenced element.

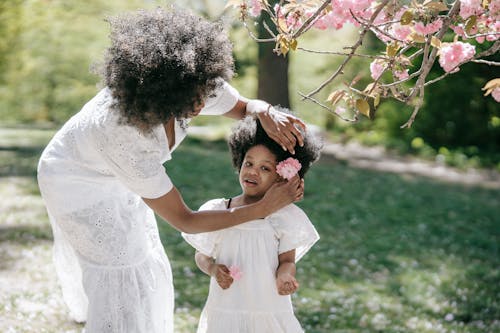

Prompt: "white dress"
[37,82,239,333]
[182,199,320,333]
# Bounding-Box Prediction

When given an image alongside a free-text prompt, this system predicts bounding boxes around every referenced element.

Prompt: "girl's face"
[239,145,279,199]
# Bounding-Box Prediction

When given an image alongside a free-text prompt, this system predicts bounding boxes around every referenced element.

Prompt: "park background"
[0,0,499,332]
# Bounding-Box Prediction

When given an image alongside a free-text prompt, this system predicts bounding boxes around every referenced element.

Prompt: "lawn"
[0,127,499,333]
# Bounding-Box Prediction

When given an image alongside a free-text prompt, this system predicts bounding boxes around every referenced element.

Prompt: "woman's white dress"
[37,83,239,333]
[182,199,320,333]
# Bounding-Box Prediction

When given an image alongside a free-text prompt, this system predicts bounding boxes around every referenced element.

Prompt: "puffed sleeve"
[181,199,226,257]
[93,116,173,199]
[269,204,320,262]
[199,80,240,116]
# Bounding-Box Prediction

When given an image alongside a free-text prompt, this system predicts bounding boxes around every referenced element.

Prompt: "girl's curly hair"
[228,108,323,178]
[99,7,234,131]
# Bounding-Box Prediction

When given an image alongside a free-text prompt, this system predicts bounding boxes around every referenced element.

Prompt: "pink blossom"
[492,88,500,102]
[438,41,476,73]
[413,19,443,36]
[392,24,412,41]
[490,0,500,20]
[276,157,302,180]
[459,0,484,19]
[229,265,243,281]
[394,69,409,80]
[248,0,263,17]
[370,60,385,80]
[451,24,466,38]
[312,10,345,30]
[286,10,303,30]
[330,0,376,25]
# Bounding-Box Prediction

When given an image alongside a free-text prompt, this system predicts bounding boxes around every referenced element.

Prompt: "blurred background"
[0,1,499,332]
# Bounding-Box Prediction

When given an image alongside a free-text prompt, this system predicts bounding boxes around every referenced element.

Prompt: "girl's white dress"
[37,82,239,333]
[182,199,319,333]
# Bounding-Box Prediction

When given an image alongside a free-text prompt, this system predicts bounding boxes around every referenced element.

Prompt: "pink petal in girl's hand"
[229,265,243,281]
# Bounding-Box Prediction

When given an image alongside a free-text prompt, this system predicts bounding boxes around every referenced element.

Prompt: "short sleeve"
[199,81,240,116]
[181,199,226,257]
[269,204,319,262]
[93,115,173,199]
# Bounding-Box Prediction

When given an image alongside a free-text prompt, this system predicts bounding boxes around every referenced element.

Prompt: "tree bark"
[257,4,290,107]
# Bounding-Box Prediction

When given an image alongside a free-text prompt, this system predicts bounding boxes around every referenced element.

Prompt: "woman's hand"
[260,176,304,215]
[210,263,234,290]
[257,109,306,154]
[245,99,306,154]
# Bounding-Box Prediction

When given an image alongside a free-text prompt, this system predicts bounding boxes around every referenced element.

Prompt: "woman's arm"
[223,98,306,154]
[143,176,302,234]
[276,249,299,295]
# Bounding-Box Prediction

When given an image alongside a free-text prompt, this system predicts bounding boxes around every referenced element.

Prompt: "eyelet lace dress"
[37,82,239,333]
[182,199,320,333]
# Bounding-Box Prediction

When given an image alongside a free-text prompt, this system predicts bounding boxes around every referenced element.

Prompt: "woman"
[37,7,305,333]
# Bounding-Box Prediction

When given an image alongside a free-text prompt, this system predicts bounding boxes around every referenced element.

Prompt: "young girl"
[182,113,322,332]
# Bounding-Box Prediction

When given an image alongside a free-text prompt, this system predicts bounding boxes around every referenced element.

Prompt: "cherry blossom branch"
[298,92,358,122]
[399,0,461,128]
[303,0,391,99]
[292,0,330,39]
[296,46,386,59]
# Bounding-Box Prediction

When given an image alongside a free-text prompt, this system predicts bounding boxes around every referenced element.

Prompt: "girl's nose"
[247,167,258,175]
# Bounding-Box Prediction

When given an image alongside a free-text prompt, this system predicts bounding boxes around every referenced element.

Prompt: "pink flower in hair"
[276,157,302,180]
[229,265,243,281]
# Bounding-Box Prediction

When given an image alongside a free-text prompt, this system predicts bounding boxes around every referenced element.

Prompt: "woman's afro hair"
[228,108,323,178]
[99,7,234,131]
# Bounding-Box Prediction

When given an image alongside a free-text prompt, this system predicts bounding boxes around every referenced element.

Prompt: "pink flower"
[248,0,263,17]
[392,25,412,41]
[276,157,302,180]
[459,0,484,19]
[229,265,243,281]
[394,69,409,80]
[413,18,443,36]
[492,88,500,102]
[370,59,386,80]
[438,41,476,73]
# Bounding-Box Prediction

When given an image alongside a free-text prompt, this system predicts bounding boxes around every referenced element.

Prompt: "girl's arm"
[143,176,302,234]
[276,249,299,295]
[194,251,233,289]
[223,98,306,154]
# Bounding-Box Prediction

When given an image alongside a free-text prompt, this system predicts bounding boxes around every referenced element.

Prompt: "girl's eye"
[244,161,252,167]
[261,166,271,172]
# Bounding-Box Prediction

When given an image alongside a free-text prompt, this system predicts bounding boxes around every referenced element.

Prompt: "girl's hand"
[210,264,233,290]
[276,273,299,295]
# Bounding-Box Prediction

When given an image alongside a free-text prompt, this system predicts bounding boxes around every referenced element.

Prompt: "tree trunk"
[257,5,290,107]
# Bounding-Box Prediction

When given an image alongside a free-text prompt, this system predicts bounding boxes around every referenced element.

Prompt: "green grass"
[0,127,499,332]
